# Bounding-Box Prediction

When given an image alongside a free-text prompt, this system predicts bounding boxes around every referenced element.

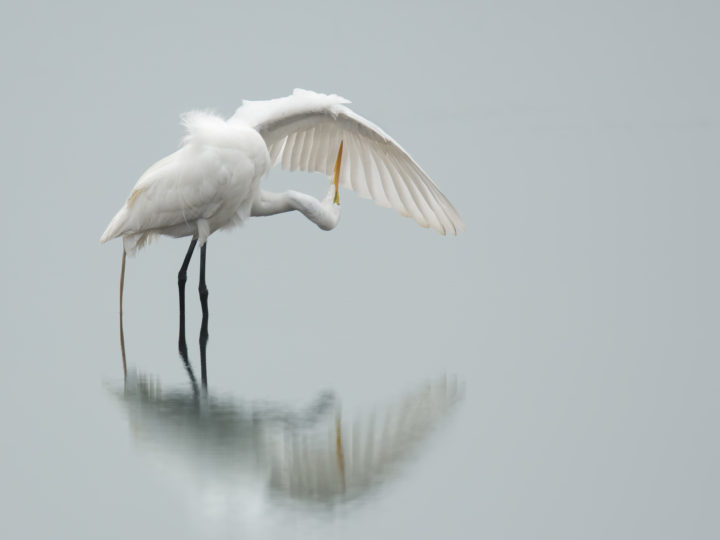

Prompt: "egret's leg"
[119,250,127,379]
[199,243,209,388]
[178,239,197,359]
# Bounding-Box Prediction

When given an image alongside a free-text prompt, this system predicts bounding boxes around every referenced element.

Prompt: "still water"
[113,367,462,524]
[1,332,469,540]
[3,1,718,535]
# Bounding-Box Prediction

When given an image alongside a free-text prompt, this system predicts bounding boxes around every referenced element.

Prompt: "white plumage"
[101,112,269,254]
[101,89,464,253]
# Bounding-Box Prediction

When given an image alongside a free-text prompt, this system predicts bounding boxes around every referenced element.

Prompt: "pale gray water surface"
[1,1,719,539]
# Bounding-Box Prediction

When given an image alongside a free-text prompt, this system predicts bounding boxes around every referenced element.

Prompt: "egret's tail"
[122,233,154,255]
[100,206,129,244]
[101,207,153,255]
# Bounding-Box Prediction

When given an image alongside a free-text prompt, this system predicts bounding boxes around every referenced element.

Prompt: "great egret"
[101,89,464,383]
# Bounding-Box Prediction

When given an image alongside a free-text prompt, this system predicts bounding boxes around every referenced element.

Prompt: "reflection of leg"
[178,239,197,357]
[199,242,209,388]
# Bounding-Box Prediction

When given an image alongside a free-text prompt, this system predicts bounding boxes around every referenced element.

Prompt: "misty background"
[1,1,718,539]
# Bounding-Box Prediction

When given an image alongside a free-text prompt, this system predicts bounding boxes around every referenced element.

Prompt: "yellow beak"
[332,140,343,205]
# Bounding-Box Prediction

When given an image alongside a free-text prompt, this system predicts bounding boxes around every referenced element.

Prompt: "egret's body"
[101,90,464,383]
[101,116,271,253]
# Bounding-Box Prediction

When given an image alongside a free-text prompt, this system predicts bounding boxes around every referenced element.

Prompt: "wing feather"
[386,154,430,227]
[391,151,448,234]
[281,132,295,170]
[348,134,370,198]
[302,126,316,172]
[340,136,355,191]
[269,138,284,165]
[384,151,426,226]
[358,139,389,208]
[315,125,331,173]
[290,130,305,171]
[232,89,464,234]
[373,151,409,217]
[315,127,331,175]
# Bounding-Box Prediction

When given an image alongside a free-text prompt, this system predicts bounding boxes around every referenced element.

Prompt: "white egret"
[101,89,464,382]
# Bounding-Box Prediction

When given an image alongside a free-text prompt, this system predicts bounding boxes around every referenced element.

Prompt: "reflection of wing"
[266,376,463,503]
[112,372,462,513]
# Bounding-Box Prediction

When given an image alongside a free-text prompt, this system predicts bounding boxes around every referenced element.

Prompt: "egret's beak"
[332,141,343,205]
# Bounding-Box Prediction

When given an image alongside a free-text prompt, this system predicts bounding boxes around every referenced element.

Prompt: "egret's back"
[101,111,270,254]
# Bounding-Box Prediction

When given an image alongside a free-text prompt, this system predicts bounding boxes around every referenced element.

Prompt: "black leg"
[178,239,198,388]
[199,242,209,388]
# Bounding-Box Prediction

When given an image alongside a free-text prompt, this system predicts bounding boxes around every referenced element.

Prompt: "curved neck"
[251,189,340,231]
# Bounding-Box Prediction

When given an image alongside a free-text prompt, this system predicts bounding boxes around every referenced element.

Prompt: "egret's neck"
[251,189,340,231]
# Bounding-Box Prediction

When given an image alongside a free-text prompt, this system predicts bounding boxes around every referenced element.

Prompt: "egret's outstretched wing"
[233,89,465,235]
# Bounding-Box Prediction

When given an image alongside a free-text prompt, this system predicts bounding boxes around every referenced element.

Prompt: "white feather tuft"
[180,110,227,146]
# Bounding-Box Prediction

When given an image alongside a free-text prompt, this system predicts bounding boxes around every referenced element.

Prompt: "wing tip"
[448,218,466,236]
[430,216,465,236]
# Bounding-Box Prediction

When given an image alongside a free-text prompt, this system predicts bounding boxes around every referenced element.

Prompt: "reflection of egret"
[100,89,465,384]
[114,372,462,518]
